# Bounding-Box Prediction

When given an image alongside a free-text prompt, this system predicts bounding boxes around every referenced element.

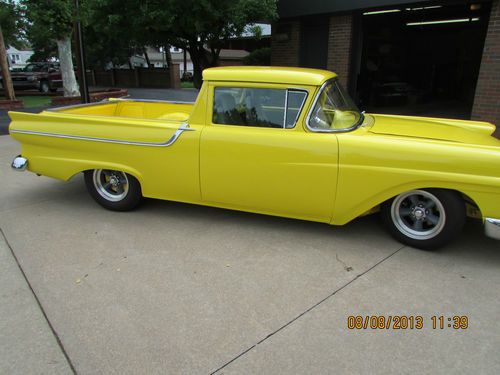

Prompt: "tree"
[25,19,58,62]
[84,0,142,69]
[86,0,277,88]
[0,0,23,47]
[0,0,22,100]
[23,0,80,96]
[144,0,278,88]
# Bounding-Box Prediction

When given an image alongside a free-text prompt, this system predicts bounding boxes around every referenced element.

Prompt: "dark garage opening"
[300,16,329,69]
[356,1,490,119]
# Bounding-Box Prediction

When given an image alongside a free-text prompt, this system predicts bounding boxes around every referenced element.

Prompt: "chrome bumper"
[485,218,500,240]
[11,155,28,171]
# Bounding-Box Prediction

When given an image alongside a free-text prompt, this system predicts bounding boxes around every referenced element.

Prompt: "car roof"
[203,66,337,86]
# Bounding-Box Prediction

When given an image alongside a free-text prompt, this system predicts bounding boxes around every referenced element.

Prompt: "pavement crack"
[0,227,78,375]
[209,245,406,375]
[335,253,353,272]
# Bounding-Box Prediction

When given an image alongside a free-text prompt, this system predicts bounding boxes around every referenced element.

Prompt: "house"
[7,47,34,70]
[128,46,249,77]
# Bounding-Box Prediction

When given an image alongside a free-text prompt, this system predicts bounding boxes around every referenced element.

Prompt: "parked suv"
[1,62,62,93]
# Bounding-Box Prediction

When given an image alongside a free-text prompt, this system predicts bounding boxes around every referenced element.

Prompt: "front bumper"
[485,218,500,240]
[11,155,28,171]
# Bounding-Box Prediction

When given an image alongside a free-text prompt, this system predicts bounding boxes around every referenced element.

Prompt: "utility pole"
[183,49,187,74]
[73,0,90,103]
[0,25,16,101]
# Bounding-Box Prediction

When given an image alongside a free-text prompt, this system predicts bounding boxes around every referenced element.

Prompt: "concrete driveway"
[0,135,499,374]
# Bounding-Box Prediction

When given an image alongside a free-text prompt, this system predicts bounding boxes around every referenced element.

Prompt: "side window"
[213,87,307,129]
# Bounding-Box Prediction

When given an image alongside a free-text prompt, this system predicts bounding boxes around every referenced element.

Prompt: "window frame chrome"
[305,78,364,133]
[284,89,308,129]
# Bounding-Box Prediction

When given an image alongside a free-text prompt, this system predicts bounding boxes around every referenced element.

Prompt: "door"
[200,83,339,222]
[300,16,329,69]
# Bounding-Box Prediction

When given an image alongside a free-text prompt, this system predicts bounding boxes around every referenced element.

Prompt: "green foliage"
[22,0,77,61]
[84,0,277,85]
[83,0,143,68]
[143,0,278,86]
[142,0,277,51]
[247,25,263,40]
[243,47,271,66]
[0,0,24,47]
[23,0,75,38]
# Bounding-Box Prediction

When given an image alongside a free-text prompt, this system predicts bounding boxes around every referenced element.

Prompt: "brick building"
[272,0,500,136]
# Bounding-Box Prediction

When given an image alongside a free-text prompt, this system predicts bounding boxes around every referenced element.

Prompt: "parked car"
[8,66,500,250]
[1,62,62,93]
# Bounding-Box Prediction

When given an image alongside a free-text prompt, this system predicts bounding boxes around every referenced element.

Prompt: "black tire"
[380,189,466,250]
[84,169,143,211]
[39,80,49,93]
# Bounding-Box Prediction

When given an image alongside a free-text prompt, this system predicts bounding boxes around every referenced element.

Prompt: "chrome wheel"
[92,169,129,202]
[390,190,446,240]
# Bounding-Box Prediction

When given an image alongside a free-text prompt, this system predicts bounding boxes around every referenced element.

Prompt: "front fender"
[332,132,500,225]
[331,177,500,225]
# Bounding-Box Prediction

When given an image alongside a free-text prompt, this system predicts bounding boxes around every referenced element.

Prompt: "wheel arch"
[68,164,144,187]
[331,182,481,225]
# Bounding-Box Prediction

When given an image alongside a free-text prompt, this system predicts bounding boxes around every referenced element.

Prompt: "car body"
[8,66,500,249]
[1,62,62,93]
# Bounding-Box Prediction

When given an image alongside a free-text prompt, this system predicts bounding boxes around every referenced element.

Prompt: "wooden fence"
[86,64,180,89]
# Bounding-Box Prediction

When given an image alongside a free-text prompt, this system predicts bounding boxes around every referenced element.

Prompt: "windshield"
[23,63,47,72]
[308,79,362,131]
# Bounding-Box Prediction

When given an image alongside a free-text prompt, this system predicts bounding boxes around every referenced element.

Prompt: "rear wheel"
[381,189,465,250]
[84,169,143,211]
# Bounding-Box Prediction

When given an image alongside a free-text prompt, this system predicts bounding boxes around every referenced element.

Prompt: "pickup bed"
[55,99,194,121]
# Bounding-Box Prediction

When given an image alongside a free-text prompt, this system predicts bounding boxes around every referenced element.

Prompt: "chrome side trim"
[10,124,195,147]
[117,98,196,105]
[11,155,28,171]
[485,218,500,240]
[305,79,361,134]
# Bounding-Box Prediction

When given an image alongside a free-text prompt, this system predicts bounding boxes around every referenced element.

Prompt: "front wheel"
[84,169,143,211]
[381,189,465,250]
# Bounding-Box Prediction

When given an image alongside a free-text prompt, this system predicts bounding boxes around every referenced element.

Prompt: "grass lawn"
[181,81,194,89]
[20,96,52,108]
[1,96,52,108]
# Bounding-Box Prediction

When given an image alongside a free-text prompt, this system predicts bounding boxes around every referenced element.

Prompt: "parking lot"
[1,133,499,374]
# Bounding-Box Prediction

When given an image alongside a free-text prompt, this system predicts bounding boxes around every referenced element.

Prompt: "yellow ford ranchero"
[9,67,500,250]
